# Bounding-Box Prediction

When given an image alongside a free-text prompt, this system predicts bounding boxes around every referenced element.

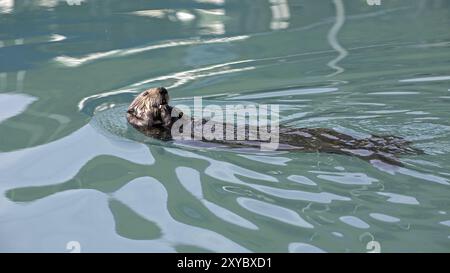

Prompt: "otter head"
[127,87,171,128]
[129,87,169,109]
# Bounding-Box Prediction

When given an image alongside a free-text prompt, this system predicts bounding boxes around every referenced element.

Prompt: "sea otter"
[126,87,420,165]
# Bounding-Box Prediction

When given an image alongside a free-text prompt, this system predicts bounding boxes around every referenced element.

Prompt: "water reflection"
[288,242,325,253]
[0,0,13,13]
[0,124,154,189]
[0,93,36,123]
[54,36,248,67]
[237,197,313,228]
[369,213,400,223]
[176,166,259,230]
[0,39,26,92]
[326,0,347,77]
[113,177,250,252]
[1,0,450,252]
[339,216,370,229]
[376,192,419,205]
[270,0,290,30]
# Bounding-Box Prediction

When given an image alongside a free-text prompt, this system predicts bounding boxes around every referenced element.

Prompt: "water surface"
[1,0,450,252]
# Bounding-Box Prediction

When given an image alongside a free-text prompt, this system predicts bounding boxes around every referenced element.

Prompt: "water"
[1,0,450,253]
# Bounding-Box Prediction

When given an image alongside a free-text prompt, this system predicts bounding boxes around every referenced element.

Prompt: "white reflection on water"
[77,60,254,111]
[176,167,258,230]
[376,192,419,205]
[287,175,317,186]
[288,242,326,253]
[0,124,154,189]
[0,0,13,14]
[129,59,254,89]
[131,9,167,18]
[166,148,278,183]
[132,6,226,34]
[114,177,250,252]
[50,34,66,42]
[370,160,449,186]
[270,0,290,30]
[0,0,60,14]
[399,76,450,83]
[0,189,173,252]
[339,216,370,229]
[194,0,224,4]
[249,184,350,204]
[228,87,338,100]
[312,171,378,185]
[369,213,400,223]
[0,177,249,252]
[0,93,36,123]
[237,197,314,229]
[54,35,248,67]
[175,11,196,22]
[368,91,420,95]
[166,148,350,204]
[238,154,291,166]
[326,0,348,77]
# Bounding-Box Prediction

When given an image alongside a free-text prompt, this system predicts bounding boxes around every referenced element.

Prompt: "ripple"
[166,148,278,184]
[228,87,338,100]
[399,76,450,83]
[175,167,258,230]
[313,171,378,185]
[114,177,250,252]
[377,192,419,205]
[288,242,326,253]
[370,159,450,185]
[287,175,317,186]
[55,35,249,67]
[0,93,37,123]
[0,124,154,190]
[250,184,350,204]
[167,148,350,204]
[364,110,408,114]
[237,197,314,229]
[368,92,420,95]
[78,60,254,111]
[339,216,370,229]
[397,167,449,186]
[0,189,172,252]
[406,111,429,115]
[238,154,291,166]
[369,213,400,223]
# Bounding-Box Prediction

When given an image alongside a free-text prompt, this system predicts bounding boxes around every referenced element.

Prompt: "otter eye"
[142,91,149,96]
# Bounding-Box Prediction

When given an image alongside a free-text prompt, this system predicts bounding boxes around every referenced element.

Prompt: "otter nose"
[159,87,168,94]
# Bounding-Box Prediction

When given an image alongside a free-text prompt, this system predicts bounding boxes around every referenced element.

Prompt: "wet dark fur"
[127,87,421,165]
[126,87,172,128]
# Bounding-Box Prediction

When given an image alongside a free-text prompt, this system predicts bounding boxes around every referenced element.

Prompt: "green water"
[1,0,450,252]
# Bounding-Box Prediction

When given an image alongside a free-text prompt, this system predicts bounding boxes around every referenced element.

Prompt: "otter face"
[127,87,171,128]
[132,87,169,109]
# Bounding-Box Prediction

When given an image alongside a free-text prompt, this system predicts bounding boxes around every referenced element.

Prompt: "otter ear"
[127,109,134,114]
